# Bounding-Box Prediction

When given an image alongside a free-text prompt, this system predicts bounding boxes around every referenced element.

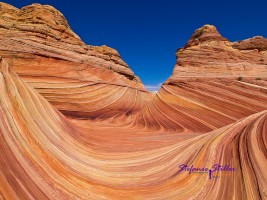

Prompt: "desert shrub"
[237,76,243,81]
[192,29,203,39]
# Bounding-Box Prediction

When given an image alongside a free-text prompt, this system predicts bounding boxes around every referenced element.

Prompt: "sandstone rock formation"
[0,3,267,200]
[167,24,267,82]
[0,2,148,121]
[136,25,267,132]
[0,58,266,199]
[0,2,142,86]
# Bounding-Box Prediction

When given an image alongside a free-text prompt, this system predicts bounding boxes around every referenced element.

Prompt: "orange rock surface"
[0,3,267,200]
[168,25,267,81]
[0,3,142,86]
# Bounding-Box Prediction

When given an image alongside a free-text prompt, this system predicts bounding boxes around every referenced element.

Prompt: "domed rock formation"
[166,24,267,83]
[184,24,228,47]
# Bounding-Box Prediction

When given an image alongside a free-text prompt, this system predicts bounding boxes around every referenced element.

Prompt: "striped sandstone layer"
[0,58,266,199]
[0,2,147,122]
[0,2,267,199]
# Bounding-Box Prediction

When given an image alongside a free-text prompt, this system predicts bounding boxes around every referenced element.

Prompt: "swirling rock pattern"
[0,2,145,121]
[0,3,267,200]
[0,58,266,199]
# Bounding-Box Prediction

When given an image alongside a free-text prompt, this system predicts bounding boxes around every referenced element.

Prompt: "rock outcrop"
[145,25,267,132]
[0,2,148,121]
[232,36,267,51]
[0,2,143,88]
[167,25,267,83]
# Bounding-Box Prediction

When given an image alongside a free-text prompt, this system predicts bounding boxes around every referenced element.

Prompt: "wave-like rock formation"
[152,24,267,132]
[132,79,267,132]
[0,59,266,199]
[0,2,147,121]
[0,2,267,199]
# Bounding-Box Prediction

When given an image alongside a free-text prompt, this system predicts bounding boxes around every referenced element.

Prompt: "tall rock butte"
[166,24,267,83]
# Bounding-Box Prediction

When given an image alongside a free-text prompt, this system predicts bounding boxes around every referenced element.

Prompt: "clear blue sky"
[3,0,267,89]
